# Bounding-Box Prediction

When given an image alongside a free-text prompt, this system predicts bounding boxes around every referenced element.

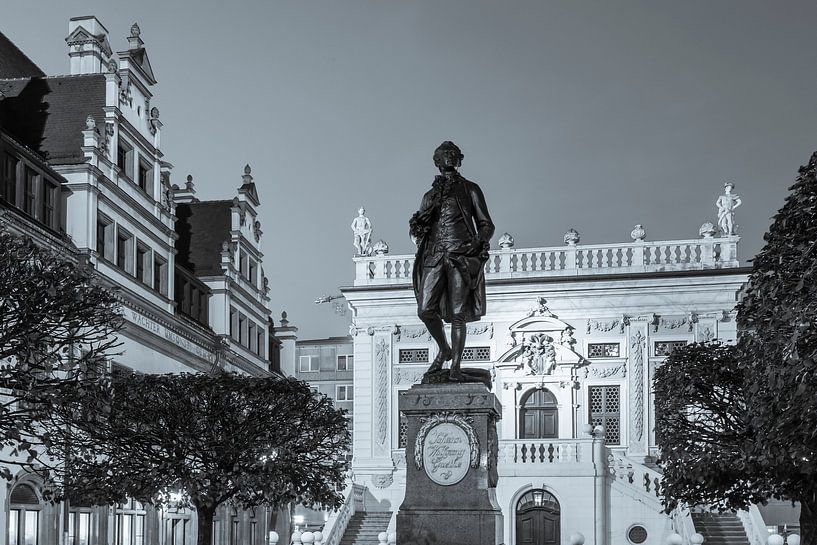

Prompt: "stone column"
[397,383,502,545]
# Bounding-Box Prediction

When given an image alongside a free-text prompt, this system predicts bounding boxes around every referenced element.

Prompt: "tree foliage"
[0,231,121,478]
[655,150,817,541]
[49,373,351,545]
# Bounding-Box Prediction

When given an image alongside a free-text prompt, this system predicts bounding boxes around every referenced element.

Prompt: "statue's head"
[724,181,735,193]
[358,207,365,216]
[433,141,464,172]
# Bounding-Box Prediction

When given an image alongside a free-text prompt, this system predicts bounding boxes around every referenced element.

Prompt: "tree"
[51,373,351,545]
[0,231,121,479]
[655,149,817,542]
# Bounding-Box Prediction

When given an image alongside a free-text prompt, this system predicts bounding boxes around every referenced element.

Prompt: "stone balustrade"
[607,450,663,501]
[353,236,740,286]
[497,438,595,467]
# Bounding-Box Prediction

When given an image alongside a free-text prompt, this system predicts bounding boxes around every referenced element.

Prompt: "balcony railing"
[353,236,739,286]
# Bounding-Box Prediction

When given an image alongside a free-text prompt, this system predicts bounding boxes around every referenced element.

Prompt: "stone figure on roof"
[351,207,373,256]
[716,182,742,236]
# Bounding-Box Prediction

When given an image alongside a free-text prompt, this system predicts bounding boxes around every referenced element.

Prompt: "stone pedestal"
[397,383,503,545]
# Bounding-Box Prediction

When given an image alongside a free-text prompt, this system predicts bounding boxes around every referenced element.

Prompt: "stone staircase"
[339,511,392,545]
[691,512,750,545]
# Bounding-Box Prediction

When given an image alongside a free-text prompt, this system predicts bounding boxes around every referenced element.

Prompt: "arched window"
[9,481,41,545]
[519,388,558,439]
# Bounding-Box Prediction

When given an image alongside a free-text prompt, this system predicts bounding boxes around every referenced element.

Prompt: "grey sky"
[5,1,817,339]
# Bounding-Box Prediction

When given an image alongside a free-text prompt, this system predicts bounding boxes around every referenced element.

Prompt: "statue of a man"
[409,141,494,382]
[351,207,372,255]
[716,182,742,236]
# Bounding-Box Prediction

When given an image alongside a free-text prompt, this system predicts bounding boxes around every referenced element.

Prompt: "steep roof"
[0,31,45,78]
[175,201,232,276]
[0,75,106,163]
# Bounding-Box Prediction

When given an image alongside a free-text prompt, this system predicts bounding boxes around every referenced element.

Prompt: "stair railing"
[737,504,770,545]
[321,484,358,545]
[670,504,697,544]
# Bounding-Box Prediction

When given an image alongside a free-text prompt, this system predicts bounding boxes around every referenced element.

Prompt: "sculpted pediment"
[495,296,587,375]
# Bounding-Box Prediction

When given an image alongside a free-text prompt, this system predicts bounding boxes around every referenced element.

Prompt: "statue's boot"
[426,347,452,373]
[448,363,465,382]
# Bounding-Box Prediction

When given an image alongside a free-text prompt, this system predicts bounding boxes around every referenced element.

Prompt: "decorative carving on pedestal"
[498,232,514,249]
[392,450,407,468]
[375,338,390,448]
[527,296,555,318]
[630,330,646,442]
[563,228,580,245]
[630,224,646,242]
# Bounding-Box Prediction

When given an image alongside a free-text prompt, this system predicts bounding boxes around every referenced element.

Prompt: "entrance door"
[515,489,560,545]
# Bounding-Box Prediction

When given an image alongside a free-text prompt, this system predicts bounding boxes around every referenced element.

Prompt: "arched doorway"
[519,388,558,438]
[515,489,560,545]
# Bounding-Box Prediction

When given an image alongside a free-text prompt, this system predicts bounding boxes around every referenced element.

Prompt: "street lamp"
[314,294,347,315]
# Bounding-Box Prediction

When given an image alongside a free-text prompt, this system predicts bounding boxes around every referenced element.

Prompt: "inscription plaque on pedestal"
[397,383,503,545]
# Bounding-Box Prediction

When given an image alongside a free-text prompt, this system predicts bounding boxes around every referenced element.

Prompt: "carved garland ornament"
[414,412,479,471]
[630,330,645,442]
[375,338,389,447]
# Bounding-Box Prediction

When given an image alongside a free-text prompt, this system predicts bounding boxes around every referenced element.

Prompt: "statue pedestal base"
[397,383,503,545]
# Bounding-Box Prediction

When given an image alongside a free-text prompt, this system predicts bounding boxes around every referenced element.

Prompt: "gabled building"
[0,17,278,545]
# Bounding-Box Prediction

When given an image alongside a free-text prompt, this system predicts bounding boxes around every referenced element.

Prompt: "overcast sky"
[5,1,817,339]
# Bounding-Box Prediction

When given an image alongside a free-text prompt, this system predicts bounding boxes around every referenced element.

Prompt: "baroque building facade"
[1,17,278,545]
[337,212,750,545]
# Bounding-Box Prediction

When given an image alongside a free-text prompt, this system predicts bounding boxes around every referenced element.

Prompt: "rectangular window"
[654,340,688,357]
[299,355,319,372]
[337,354,354,371]
[116,228,134,273]
[256,329,264,357]
[336,385,353,401]
[199,291,209,324]
[23,167,36,216]
[588,343,621,359]
[137,158,152,194]
[230,520,238,545]
[239,314,247,347]
[2,153,18,204]
[589,385,621,445]
[117,140,134,180]
[462,346,491,361]
[248,260,256,286]
[230,308,238,341]
[239,252,248,278]
[97,216,114,260]
[399,348,429,363]
[136,243,149,284]
[248,323,257,353]
[153,255,167,295]
[40,181,56,229]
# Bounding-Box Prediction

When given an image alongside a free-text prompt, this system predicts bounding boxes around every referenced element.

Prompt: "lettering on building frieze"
[126,308,215,363]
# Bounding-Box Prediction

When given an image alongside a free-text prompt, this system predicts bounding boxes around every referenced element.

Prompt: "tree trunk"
[801,494,817,545]
[196,504,215,545]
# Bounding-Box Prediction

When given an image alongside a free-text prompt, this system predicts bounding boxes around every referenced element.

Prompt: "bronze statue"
[409,141,494,385]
